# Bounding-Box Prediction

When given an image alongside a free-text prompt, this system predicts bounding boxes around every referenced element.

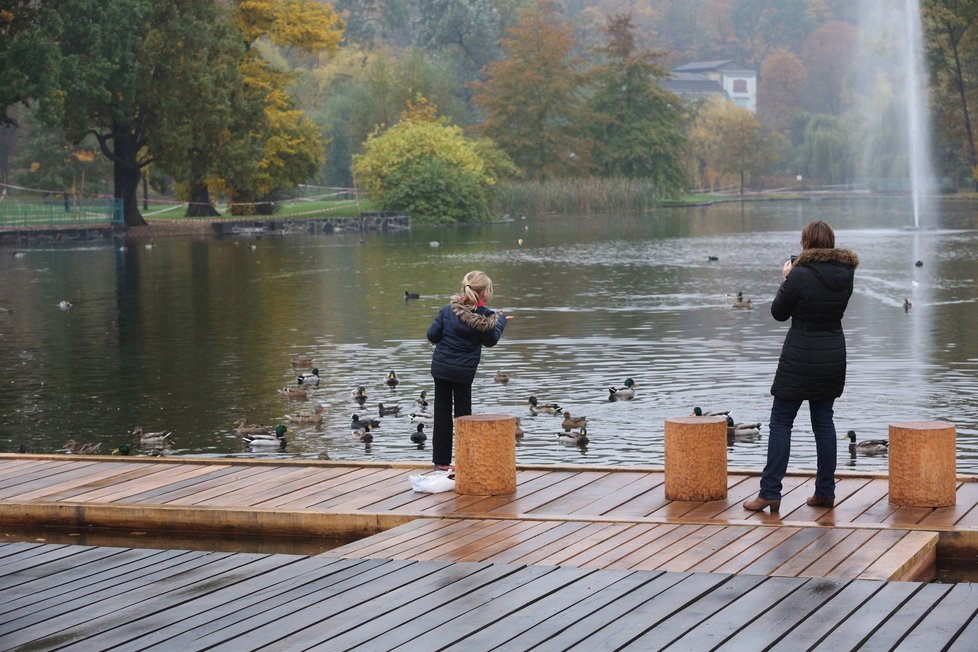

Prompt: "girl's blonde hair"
[460,270,493,306]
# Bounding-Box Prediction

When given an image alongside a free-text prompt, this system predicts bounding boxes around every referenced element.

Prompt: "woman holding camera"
[744,220,859,512]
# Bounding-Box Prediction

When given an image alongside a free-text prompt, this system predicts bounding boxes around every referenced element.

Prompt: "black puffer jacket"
[427,298,506,383]
[770,247,859,400]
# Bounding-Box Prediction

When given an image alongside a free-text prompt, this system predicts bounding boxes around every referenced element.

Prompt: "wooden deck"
[1,541,976,651]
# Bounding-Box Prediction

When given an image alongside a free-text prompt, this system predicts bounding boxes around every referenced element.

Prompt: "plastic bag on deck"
[410,472,455,493]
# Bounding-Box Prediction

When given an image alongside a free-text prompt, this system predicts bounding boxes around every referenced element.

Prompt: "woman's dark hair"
[801,220,835,249]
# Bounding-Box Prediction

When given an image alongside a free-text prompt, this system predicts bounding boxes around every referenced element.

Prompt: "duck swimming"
[378,403,401,417]
[278,386,308,400]
[608,378,638,401]
[386,371,399,389]
[411,423,427,445]
[352,423,374,443]
[557,427,589,447]
[291,354,314,368]
[297,368,320,386]
[843,430,888,455]
[351,414,381,430]
[410,412,434,425]
[732,292,753,310]
[288,405,325,425]
[235,418,276,435]
[691,406,730,417]
[243,424,288,447]
[61,440,101,455]
[351,386,368,405]
[561,410,588,432]
[514,417,524,439]
[528,396,562,416]
[726,416,762,438]
[494,371,510,384]
[131,426,173,448]
[415,390,429,409]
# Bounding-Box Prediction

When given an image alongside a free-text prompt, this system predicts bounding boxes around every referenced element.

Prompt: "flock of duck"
[50,351,889,460]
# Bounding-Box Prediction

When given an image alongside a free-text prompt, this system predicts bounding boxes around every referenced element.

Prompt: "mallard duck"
[235,418,277,435]
[351,386,368,404]
[351,414,381,430]
[843,430,888,455]
[415,390,429,409]
[288,405,325,425]
[386,371,399,389]
[691,406,730,417]
[61,440,101,455]
[278,386,308,400]
[243,424,288,447]
[378,403,401,417]
[131,426,173,448]
[557,427,589,447]
[112,444,132,456]
[514,417,524,438]
[608,378,638,401]
[903,298,912,312]
[317,450,331,460]
[352,423,373,442]
[411,423,427,445]
[410,412,434,425]
[404,291,420,300]
[494,371,510,384]
[561,410,588,432]
[528,396,562,416]
[291,354,314,368]
[726,416,762,438]
[732,292,753,310]
[297,368,320,386]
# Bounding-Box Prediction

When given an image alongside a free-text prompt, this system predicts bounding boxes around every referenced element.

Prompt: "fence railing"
[0,197,123,228]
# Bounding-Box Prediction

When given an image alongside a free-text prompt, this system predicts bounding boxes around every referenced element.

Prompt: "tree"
[798,20,857,116]
[689,96,781,193]
[795,113,852,185]
[584,14,689,198]
[12,108,111,196]
[0,1,60,125]
[758,48,807,135]
[471,0,592,180]
[924,0,978,189]
[352,97,518,223]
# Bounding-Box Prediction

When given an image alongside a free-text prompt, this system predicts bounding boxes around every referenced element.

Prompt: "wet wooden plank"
[525,471,635,514]
[202,466,333,507]
[487,471,601,515]
[855,582,954,649]
[53,556,347,651]
[258,467,400,510]
[64,463,230,504]
[455,520,564,563]
[368,519,504,561]
[653,525,754,573]
[531,522,628,567]
[402,519,529,561]
[579,523,683,569]
[604,524,708,570]
[450,470,581,515]
[567,574,763,650]
[470,520,590,566]
[307,468,419,510]
[814,477,884,523]
[918,481,978,528]
[814,581,933,649]
[791,528,874,578]
[118,464,245,503]
[558,523,659,568]
[685,525,783,573]
[0,460,88,489]
[774,578,885,649]
[860,531,938,581]
[736,527,829,576]
[192,560,525,650]
[895,582,978,650]
[493,570,676,650]
[0,461,150,501]
[679,475,757,520]
[709,474,808,521]
[825,529,909,579]
[163,466,299,506]
[326,517,443,558]
[567,471,666,516]
[631,525,729,571]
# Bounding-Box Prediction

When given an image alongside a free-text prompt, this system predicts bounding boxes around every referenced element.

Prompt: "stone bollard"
[888,421,956,507]
[664,416,728,501]
[454,414,517,496]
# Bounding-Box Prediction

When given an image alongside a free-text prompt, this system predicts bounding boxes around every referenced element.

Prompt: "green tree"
[924,0,978,189]
[584,13,689,198]
[0,1,60,124]
[12,108,111,196]
[471,0,592,180]
[352,98,518,223]
[795,113,852,185]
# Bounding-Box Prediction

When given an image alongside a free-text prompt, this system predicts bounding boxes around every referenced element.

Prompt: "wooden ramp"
[1,542,976,651]
[329,518,937,581]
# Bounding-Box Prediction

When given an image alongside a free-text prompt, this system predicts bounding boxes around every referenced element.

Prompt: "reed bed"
[492,177,661,216]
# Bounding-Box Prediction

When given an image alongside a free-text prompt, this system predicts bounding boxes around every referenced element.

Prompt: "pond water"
[2,197,977,474]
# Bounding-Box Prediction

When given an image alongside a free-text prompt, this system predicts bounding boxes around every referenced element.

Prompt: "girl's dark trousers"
[432,377,472,467]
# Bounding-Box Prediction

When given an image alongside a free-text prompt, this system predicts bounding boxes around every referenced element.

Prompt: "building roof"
[660,72,725,97]
[673,60,755,75]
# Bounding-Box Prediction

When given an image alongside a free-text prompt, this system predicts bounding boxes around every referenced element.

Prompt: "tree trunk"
[185,183,220,217]
[113,126,146,227]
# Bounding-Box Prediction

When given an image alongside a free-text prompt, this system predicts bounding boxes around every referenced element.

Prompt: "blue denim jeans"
[759,396,837,501]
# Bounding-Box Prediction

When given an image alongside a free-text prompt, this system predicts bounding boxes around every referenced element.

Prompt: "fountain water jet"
[857,0,935,228]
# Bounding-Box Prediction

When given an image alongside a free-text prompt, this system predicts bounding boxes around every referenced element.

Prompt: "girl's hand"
[782,260,793,279]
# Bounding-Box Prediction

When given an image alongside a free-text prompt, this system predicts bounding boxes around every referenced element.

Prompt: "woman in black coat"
[744,220,859,512]
[426,270,507,471]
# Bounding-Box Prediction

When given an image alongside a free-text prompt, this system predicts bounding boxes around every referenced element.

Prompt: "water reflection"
[1,198,977,473]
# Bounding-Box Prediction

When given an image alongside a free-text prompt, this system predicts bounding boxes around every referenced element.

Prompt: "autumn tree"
[924,0,978,189]
[584,13,688,198]
[12,109,111,196]
[352,97,518,223]
[689,96,782,193]
[471,0,592,180]
[798,20,858,116]
[758,48,807,135]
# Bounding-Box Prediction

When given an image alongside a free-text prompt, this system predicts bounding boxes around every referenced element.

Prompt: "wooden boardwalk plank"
[257,467,400,510]
[604,524,708,570]
[118,464,245,503]
[895,582,978,650]
[652,525,753,573]
[631,525,728,572]
[566,573,762,650]
[814,581,933,649]
[579,523,683,569]
[918,481,978,528]
[467,520,590,566]
[855,582,954,650]
[774,578,885,649]
[1,461,153,501]
[64,463,231,504]
[0,460,87,493]
[454,520,564,563]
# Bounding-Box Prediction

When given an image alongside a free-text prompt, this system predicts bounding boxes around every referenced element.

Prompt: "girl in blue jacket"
[426,271,508,471]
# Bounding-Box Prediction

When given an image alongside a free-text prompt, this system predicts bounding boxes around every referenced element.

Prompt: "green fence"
[0,197,123,228]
